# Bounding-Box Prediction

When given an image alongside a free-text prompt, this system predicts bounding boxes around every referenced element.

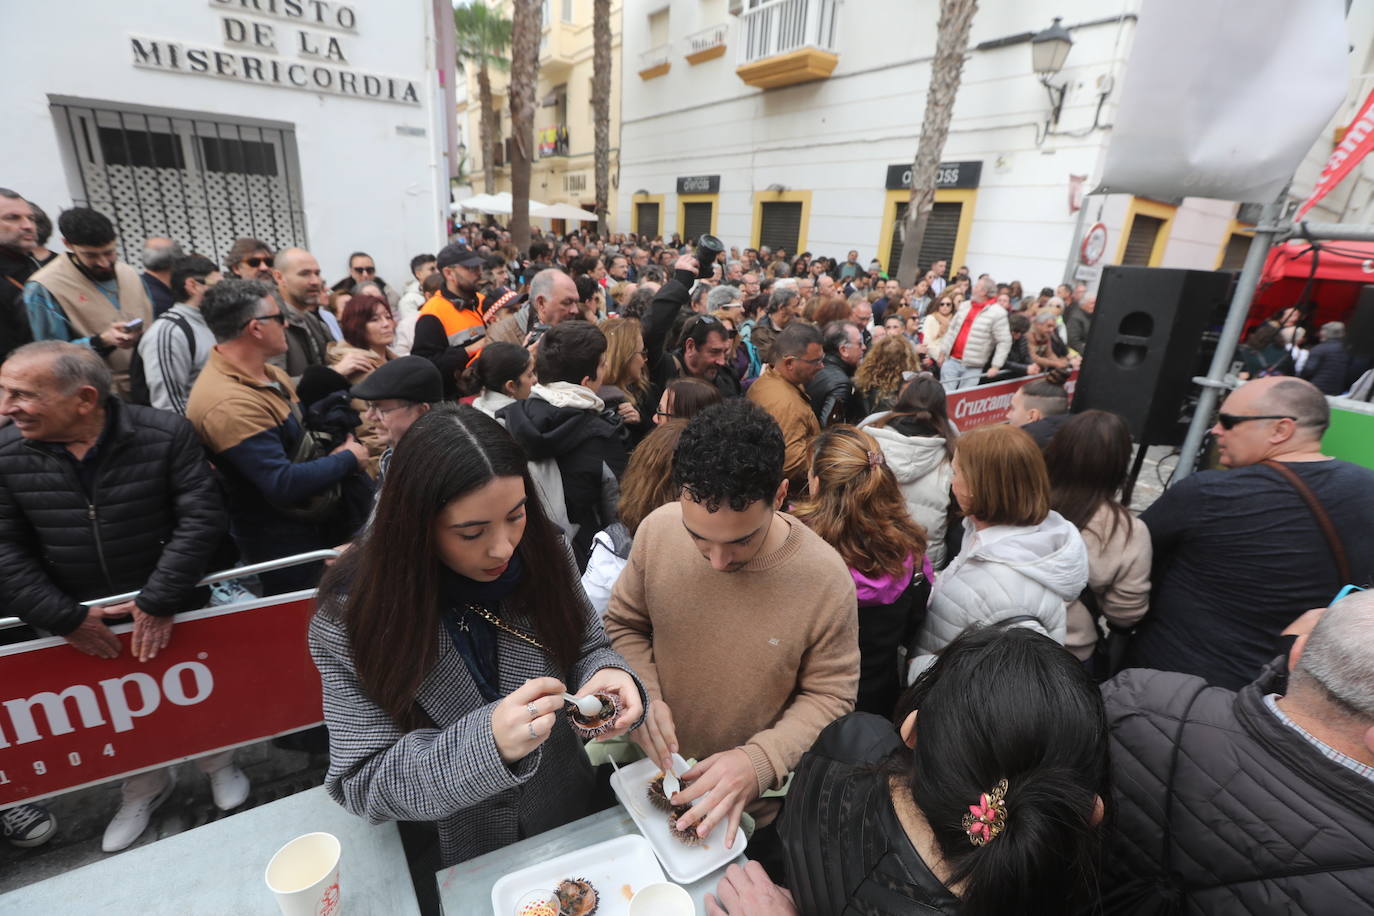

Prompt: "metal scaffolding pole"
[1172,190,1290,483]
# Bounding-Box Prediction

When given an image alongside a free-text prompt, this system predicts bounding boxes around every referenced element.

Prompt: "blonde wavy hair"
[598,316,649,401]
[791,425,928,579]
[854,335,921,405]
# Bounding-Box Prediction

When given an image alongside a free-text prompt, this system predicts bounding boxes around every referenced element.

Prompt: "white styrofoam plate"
[609,753,749,885]
[490,834,664,916]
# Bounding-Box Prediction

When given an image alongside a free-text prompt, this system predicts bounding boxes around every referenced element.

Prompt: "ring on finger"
[527,721,538,740]
[526,702,539,718]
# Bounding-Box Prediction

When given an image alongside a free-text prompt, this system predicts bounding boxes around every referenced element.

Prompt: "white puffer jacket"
[859,416,954,569]
[912,511,1088,678]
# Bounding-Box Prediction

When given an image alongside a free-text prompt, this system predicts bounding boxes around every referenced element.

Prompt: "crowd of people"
[1,186,1372,913]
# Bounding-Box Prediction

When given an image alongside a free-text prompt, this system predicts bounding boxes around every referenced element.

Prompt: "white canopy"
[531,201,598,222]
[450,192,547,215]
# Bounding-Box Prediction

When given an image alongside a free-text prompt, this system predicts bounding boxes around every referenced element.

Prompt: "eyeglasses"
[242,311,286,328]
[654,410,677,420]
[791,355,824,366]
[353,266,377,274]
[1216,413,1296,430]
[244,256,272,268]
[365,401,415,416]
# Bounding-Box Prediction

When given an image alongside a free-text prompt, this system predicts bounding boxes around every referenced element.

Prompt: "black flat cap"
[436,243,484,269]
[351,356,443,403]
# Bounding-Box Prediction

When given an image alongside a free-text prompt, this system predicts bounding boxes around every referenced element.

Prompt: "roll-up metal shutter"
[1122,215,1164,266]
[682,202,713,243]
[758,201,803,254]
[635,202,660,238]
[889,200,962,275]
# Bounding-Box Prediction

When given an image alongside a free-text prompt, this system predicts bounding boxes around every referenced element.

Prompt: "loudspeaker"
[1347,285,1374,356]
[1073,266,1234,445]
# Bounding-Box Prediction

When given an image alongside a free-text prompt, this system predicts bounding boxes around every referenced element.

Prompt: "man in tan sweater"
[605,399,858,857]
[746,321,824,491]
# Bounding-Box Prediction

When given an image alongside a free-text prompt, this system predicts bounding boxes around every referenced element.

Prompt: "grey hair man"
[1300,320,1352,395]
[707,283,743,314]
[0,339,240,852]
[140,236,186,317]
[1129,376,1374,689]
[751,285,800,368]
[0,188,39,363]
[1101,591,1374,912]
[938,275,1011,391]
[488,267,581,347]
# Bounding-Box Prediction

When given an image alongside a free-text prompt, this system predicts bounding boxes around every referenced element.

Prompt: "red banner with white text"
[946,371,1078,431]
[0,595,322,807]
[1296,88,1374,220]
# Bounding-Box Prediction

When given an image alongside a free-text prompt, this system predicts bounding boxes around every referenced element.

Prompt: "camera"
[694,234,724,279]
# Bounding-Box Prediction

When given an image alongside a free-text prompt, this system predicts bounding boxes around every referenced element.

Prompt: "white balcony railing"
[687,23,729,57]
[737,0,838,66]
[640,44,671,71]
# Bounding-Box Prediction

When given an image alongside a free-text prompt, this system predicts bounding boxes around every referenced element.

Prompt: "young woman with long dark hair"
[460,341,535,419]
[720,625,1109,916]
[310,405,646,867]
[791,425,929,716]
[1045,410,1152,672]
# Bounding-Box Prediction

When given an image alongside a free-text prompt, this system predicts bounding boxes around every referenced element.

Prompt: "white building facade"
[5,0,456,285]
[618,0,1374,291]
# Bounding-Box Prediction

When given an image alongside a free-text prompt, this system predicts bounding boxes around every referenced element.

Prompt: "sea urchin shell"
[646,772,675,813]
[555,877,599,916]
[565,692,621,739]
[667,806,702,846]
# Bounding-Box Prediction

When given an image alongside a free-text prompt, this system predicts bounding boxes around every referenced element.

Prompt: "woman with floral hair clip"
[707,625,1109,916]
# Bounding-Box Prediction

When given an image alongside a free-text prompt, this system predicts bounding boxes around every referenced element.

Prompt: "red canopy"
[1252,239,1374,327]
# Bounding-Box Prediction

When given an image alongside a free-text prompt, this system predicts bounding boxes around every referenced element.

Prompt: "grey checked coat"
[309,560,646,867]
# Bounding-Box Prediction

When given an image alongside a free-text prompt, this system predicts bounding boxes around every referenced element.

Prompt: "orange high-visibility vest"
[419,290,487,347]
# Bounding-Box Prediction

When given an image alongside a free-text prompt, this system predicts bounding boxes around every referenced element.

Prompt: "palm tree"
[453,2,513,196]
[895,0,978,287]
[592,0,612,237]
[509,0,542,253]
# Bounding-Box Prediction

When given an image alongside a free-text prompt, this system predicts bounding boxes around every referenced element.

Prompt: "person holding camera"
[642,247,742,405]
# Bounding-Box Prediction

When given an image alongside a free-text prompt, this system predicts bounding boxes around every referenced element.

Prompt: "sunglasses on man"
[243,256,273,268]
[1216,413,1296,430]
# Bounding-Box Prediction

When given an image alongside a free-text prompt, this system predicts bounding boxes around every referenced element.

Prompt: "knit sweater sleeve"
[742,566,859,794]
[602,530,664,701]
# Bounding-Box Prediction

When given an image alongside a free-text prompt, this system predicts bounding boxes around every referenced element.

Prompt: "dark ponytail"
[897,626,1109,915]
[459,340,530,397]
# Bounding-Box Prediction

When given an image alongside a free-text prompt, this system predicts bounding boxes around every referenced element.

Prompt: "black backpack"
[129,311,196,407]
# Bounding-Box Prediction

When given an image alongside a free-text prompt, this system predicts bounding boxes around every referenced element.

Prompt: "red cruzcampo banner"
[0,595,323,808]
[1296,88,1374,220]
[946,371,1078,431]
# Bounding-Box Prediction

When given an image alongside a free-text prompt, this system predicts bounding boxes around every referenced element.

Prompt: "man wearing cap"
[350,355,442,487]
[411,243,487,398]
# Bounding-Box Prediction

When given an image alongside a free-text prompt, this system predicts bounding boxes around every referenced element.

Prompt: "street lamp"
[1031,17,1073,127]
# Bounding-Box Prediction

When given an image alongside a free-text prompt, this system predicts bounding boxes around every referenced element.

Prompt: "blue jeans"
[941,357,982,391]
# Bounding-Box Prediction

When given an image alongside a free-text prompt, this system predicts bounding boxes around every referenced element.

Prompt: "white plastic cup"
[265,832,342,916]
[628,881,694,916]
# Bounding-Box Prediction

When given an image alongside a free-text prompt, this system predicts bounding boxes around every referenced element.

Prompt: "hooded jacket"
[499,383,627,568]
[915,511,1088,670]
[860,414,954,569]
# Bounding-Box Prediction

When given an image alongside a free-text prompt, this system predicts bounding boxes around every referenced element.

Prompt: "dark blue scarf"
[439,554,525,702]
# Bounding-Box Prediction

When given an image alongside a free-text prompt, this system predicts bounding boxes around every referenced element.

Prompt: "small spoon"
[662,767,682,801]
[563,692,605,718]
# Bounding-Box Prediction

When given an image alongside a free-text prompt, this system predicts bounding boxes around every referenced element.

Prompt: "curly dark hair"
[57,207,116,247]
[673,400,784,512]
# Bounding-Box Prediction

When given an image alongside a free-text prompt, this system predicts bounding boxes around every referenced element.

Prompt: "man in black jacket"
[0,189,39,363]
[1100,591,1374,912]
[0,340,240,853]
[1300,321,1353,395]
[642,254,741,405]
[806,321,865,426]
[500,320,627,568]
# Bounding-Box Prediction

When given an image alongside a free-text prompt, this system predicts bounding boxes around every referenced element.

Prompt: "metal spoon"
[563,692,605,718]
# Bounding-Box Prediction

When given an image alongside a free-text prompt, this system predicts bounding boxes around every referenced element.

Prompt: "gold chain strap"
[462,604,547,653]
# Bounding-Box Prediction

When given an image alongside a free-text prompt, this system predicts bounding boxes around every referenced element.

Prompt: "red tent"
[1253,239,1374,327]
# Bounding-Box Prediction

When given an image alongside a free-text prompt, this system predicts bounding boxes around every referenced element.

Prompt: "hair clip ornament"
[867,450,885,469]
[963,778,1009,846]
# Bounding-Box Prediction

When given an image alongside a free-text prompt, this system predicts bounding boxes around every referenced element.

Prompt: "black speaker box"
[1074,266,1234,445]
[1347,285,1374,356]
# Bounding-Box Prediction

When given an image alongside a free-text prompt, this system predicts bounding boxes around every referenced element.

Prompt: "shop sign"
[885,161,983,191]
[677,175,721,194]
[130,1,421,105]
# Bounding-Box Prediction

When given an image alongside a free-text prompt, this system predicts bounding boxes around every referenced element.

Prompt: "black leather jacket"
[779,713,961,915]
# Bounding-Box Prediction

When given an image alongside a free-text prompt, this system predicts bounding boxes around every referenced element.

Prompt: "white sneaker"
[206,764,250,811]
[102,770,176,853]
[208,579,256,606]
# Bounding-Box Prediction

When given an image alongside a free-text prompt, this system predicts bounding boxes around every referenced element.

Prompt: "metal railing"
[687,23,729,56]
[640,44,671,71]
[0,550,339,632]
[737,0,838,66]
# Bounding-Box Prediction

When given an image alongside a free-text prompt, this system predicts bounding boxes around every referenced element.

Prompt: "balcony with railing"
[736,0,839,90]
[638,44,671,81]
[539,125,571,158]
[685,23,729,65]
[539,19,578,77]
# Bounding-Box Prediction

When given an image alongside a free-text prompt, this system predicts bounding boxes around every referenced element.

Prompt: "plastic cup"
[513,888,560,916]
[265,832,342,916]
[629,881,694,915]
